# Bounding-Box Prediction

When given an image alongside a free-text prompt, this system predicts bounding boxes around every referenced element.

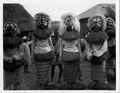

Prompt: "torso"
[88,40,108,57]
[4,47,23,61]
[34,39,51,54]
[62,40,79,52]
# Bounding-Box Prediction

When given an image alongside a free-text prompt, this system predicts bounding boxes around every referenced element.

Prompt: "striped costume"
[32,13,54,87]
[105,17,116,80]
[58,13,84,89]
[3,22,25,90]
[85,14,111,89]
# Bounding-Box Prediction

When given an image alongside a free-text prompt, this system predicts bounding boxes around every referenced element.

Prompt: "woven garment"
[4,59,25,72]
[34,51,54,61]
[63,60,79,84]
[62,51,80,62]
[4,70,15,90]
[35,60,51,85]
[106,46,116,69]
[13,66,25,90]
[91,61,107,83]
[106,59,116,70]
[4,66,24,90]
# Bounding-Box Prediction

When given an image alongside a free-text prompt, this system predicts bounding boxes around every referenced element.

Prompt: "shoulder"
[27,40,33,45]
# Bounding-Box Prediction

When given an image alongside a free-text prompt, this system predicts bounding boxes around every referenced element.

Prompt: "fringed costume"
[32,13,54,88]
[105,17,116,80]
[58,13,85,89]
[85,14,112,89]
[3,22,25,90]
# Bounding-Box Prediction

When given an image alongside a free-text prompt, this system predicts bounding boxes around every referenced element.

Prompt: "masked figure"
[58,13,85,89]
[84,14,113,89]
[31,13,54,88]
[3,22,25,90]
[105,17,116,81]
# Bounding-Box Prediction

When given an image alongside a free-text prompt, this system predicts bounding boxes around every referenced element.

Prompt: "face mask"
[91,25,102,32]
[36,20,48,29]
[66,25,73,31]
[65,17,74,31]
[35,14,49,29]
[106,18,114,26]
[90,16,103,32]
[4,24,17,36]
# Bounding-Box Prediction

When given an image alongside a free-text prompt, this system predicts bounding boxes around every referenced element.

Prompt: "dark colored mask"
[106,18,114,26]
[35,14,49,29]
[91,24,102,32]
[66,25,73,31]
[36,20,48,29]
[4,23,18,36]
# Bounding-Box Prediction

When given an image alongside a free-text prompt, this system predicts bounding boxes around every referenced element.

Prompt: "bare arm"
[58,38,63,62]
[31,37,35,64]
[49,37,54,52]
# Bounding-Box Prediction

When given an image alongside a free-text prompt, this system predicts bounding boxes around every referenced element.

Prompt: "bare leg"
[51,64,55,82]
[58,64,63,83]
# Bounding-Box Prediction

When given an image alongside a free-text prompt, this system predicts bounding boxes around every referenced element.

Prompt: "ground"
[21,60,116,90]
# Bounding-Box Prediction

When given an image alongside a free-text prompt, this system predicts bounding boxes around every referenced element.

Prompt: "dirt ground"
[21,60,116,90]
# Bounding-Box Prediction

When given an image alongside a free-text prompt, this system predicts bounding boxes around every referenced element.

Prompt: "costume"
[58,13,85,89]
[3,22,25,90]
[85,14,111,89]
[105,17,116,80]
[32,13,54,87]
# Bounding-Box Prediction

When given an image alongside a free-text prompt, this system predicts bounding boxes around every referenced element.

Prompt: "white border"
[0,0,119,93]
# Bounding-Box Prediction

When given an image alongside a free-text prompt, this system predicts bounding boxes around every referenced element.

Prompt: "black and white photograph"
[1,0,119,92]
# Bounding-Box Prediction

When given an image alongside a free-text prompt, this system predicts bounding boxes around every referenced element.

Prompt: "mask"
[90,16,103,32]
[4,23,18,36]
[66,25,73,31]
[35,14,49,29]
[106,18,114,26]
[64,16,74,31]
[36,20,48,29]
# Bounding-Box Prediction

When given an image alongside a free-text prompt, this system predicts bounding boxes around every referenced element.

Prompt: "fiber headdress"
[59,13,80,41]
[85,14,108,44]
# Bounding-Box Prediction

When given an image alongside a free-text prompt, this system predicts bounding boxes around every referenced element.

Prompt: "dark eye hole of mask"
[66,26,73,31]
[5,23,17,30]
[36,20,49,29]
[36,20,48,25]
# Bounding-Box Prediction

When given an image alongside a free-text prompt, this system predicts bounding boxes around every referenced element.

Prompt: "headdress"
[3,22,23,50]
[33,13,52,40]
[59,13,80,41]
[85,14,108,44]
[4,22,19,36]
[34,12,51,29]
[87,13,106,32]
[105,17,115,39]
